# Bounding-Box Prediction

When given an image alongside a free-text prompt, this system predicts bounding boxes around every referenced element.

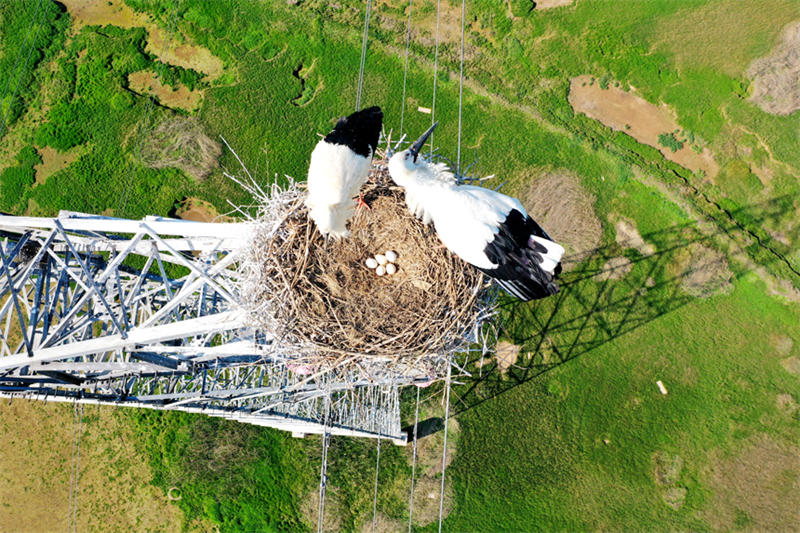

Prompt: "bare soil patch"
[663,487,687,510]
[174,197,229,223]
[495,341,521,375]
[61,0,225,82]
[128,70,203,112]
[358,512,405,533]
[146,26,225,82]
[595,256,632,282]
[772,334,794,355]
[747,21,800,116]
[534,0,575,9]
[781,356,800,376]
[33,146,82,185]
[776,393,799,416]
[0,401,191,532]
[569,75,719,178]
[300,487,343,533]
[614,217,655,256]
[408,475,453,527]
[668,242,732,298]
[704,434,800,531]
[652,452,684,486]
[521,169,603,267]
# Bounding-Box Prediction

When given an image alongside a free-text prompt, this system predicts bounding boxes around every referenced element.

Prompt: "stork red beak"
[409,122,438,162]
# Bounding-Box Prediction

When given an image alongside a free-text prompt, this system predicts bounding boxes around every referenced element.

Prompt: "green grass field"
[1,0,799,531]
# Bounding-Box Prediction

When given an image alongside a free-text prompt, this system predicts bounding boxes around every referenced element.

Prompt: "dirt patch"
[534,0,575,9]
[596,256,633,282]
[776,394,799,416]
[495,341,521,375]
[781,356,800,376]
[668,242,733,298]
[0,401,192,532]
[300,487,344,533]
[663,487,687,510]
[521,170,603,267]
[173,197,229,223]
[358,512,405,533]
[653,452,684,486]
[408,475,453,527]
[61,0,225,82]
[747,21,800,115]
[704,434,800,531]
[614,217,655,256]
[569,75,719,178]
[146,26,225,82]
[772,334,795,355]
[33,146,82,185]
[136,117,221,180]
[128,70,203,112]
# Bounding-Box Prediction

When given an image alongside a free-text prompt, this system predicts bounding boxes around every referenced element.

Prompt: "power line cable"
[456,0,466,175]
[429,0,441,156]
[399,0,413,134]
[437,364,452,533]
[355,0,373,110]
[407,386,421,532]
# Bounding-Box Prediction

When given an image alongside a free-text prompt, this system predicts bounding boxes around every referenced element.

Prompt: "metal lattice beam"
[0,211,407,443]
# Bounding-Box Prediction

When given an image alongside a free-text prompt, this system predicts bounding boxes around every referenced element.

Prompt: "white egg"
[385,263,397,275]
[365,257,378,269]
[385,250,397,262]
[375,254,388,265]
[376,265,386,276]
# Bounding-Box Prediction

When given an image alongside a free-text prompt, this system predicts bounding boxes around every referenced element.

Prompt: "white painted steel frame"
[0,212,406,444]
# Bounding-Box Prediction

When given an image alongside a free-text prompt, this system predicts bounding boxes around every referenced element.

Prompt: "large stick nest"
[239,158,491,378]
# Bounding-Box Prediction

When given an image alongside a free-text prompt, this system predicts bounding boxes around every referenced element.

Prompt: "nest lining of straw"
[239,159,489,374]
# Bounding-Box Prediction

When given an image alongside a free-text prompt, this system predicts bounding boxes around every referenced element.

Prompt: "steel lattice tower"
[0,211,406,444]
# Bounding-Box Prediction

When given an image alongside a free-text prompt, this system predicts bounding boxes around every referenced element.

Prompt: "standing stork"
[388,123,564,300]
[305,106,383,238]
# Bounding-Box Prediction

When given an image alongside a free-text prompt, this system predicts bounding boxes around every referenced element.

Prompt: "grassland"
[0,0,799,531]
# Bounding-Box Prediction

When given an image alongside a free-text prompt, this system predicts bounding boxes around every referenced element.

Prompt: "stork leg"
[356,195,371,210]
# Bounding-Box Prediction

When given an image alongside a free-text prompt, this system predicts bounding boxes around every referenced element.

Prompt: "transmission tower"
[0,211,406,444]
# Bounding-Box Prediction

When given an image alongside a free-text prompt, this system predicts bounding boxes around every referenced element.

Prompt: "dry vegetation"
[240,160,488,374]
[747,21,800,116]
[704,434,800,531]
[668,242,732,298]
[522,169,602,268]
[136,117,221,180]
[0,401,192,532]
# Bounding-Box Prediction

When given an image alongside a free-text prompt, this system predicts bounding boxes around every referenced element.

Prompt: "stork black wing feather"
[478,209,560,301]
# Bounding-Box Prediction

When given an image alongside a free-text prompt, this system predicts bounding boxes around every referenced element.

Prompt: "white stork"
[388,123,564,300]
[305,106,383,238]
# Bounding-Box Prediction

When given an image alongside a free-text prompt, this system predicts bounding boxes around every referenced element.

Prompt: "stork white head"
[388,122,438,187]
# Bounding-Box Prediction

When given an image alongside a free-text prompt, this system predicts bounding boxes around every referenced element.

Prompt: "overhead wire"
[67,402,84,533]
[437,364,452,533]
[371,433,382,533]
[429,0,441,156]
[407,386,421,532]
[456,0,466,175]
[399,0,413,135]
[355,0,373,111]
[317,396,332,533]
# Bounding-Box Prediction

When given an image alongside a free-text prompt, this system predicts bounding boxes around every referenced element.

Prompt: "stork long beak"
[409,122,438,162]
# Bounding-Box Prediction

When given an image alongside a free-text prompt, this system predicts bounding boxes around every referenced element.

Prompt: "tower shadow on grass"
[441,195,799,417]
